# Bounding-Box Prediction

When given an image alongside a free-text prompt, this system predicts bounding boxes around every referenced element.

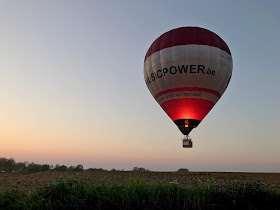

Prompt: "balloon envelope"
[144,27,232,135]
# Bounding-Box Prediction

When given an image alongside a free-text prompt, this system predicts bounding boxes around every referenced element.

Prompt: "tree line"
[0,157,189,173]
[0,157,107,173]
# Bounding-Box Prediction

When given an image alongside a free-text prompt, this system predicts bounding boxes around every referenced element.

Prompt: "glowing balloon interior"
[144,27,232,145]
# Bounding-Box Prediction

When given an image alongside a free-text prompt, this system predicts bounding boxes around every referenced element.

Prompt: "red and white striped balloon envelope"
[144,27,232,135]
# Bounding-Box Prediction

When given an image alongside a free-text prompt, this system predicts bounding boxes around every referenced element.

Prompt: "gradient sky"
[1,1,280,172]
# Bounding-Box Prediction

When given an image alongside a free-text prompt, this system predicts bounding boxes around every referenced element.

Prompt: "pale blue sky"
[1,1,280,172]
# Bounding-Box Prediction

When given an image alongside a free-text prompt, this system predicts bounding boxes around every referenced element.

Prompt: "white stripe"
[156,91,219,105]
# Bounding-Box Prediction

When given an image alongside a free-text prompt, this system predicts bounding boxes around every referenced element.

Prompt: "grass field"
[0,171,280,209]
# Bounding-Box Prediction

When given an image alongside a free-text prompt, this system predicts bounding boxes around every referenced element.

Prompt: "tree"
[25,162,42,173]
[73,165,83,172]
[67,166,75,171]
[53,165,67,172]
[15,162,26,172]
[86,168,108,172]
[41,164,50,172]
[177,168,189,172]
[133,167,150,172]
[0,158,16,172]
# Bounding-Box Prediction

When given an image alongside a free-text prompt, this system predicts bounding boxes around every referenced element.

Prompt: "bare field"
[1,171,280,190]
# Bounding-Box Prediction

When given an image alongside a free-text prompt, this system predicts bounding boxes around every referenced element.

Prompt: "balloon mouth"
[174,119,201,135]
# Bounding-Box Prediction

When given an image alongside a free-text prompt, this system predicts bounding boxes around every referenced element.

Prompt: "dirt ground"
[0,171,280,190]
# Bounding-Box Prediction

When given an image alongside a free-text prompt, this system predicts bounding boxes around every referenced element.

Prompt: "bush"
[133,167,150,172]
[177,168,189,172]
[53,165,67,172]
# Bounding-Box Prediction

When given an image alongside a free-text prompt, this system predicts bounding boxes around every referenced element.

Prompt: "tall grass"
[0,176,279,209]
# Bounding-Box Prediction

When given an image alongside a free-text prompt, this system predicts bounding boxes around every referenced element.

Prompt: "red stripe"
[161,98,214,121]
[145,27,231,61]
[155,87,221,100]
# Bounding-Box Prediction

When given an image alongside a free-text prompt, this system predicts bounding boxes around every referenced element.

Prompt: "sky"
[1,1,280,172]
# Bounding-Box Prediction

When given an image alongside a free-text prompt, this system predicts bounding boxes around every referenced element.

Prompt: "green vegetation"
[0,177,279,209]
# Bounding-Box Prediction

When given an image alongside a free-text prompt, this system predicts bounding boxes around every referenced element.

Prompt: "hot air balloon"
[144,27,232,148]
